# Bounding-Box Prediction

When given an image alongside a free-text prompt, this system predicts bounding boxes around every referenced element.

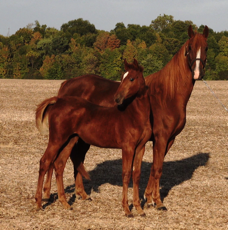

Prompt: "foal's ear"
[124,59,130,71]
[133,58,138,67]
[188,25,195,38]
[203,25,209,38]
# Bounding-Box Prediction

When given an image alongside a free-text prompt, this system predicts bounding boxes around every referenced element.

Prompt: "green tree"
[61,18,97,38]
[150,14,174,32]
[113,22,132,45]
[141,53,163,76]
[123,40,138,63]
[149,42,171,66]
[100,48,122,80]
[137,26,157,47]
[163,37,181,56]
[33,20,47,38]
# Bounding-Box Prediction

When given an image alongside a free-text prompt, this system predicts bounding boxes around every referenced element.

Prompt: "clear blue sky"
[1,0,227,36]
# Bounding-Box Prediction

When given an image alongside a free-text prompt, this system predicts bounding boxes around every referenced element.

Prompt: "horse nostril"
[115,98,120,104]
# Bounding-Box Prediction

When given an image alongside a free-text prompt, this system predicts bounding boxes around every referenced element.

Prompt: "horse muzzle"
[114,94,124,105]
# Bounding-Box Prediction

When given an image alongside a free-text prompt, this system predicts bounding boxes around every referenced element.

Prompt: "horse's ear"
[133,58,138,66]
[203,25,209,38]
[188,25,195,38]
[124,59,130,71]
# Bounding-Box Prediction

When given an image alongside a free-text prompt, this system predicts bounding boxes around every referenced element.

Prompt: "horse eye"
[206,47,208,51]
[130,78,134,82]
[189,45,192,50]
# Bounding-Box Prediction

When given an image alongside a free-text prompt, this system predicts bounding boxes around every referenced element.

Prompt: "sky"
[0,0,228,36]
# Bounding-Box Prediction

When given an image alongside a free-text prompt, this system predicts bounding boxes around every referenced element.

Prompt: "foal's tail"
[36,96,58,135]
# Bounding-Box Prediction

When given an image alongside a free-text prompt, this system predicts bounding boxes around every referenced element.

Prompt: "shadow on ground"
[43,152,209,209]
[83,152,209,200]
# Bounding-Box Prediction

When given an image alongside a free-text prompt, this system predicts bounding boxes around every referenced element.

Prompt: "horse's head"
[185,25,209,80]
[114,59,144,105]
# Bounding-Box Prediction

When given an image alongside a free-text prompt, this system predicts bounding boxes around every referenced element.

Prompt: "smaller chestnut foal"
[35,59,152,217]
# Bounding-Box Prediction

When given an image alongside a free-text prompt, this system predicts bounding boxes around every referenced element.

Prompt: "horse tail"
[77,162,90,180]
[36,96,58,135]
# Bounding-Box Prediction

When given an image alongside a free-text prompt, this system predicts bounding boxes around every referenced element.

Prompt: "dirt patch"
[0,79,228,229]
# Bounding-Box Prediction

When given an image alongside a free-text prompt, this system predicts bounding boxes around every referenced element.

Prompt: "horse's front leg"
[132,146,145,216]
[122,147,134,217]
[144,137,174,210]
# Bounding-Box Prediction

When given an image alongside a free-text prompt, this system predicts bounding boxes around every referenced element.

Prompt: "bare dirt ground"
[0,79,228,230]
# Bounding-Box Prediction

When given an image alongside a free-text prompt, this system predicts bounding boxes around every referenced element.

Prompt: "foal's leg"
[43,138,90,201]
[54,136,79,209]
[121,147,134,217]
[70,138,90,200]
[35,143,61,210]
[43,163,54,200]
[144,138,174,210]
[132,146,145,216]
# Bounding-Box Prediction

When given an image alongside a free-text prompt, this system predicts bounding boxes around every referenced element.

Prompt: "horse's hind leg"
[43,163,54,200]
[54,136,79,209]
[70,138,90,200]
[35,144,60,210]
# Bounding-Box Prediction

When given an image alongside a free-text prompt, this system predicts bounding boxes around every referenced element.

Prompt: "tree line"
[0,14,228,80]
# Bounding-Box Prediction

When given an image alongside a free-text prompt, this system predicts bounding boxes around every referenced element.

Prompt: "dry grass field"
[0,79,228,230]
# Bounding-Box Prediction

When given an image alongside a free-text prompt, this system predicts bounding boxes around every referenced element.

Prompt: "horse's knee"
[54,162,64,175]
[151,167,162,179]
[122,171,131,184]
[132,170,141,184]
[39,158,51,174]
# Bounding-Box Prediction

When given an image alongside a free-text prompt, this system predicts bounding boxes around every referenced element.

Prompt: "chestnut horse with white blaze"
[35,59,152,216]
[41,25,209,210]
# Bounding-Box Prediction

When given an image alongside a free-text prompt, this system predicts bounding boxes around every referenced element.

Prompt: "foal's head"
[185,25,209,80]
[114,59,144,105]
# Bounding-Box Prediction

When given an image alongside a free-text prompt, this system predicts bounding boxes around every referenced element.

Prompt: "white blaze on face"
[122,71,129,81]
[194,47,201,80]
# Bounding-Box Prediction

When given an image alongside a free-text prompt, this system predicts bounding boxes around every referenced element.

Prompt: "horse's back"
[58,74,120,107]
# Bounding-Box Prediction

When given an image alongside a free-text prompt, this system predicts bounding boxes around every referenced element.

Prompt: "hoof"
[156,204,167,211]
[140,212,146,217]
[62,202,73,210]
[144,202,155,209]
[65,205,73,210]
[64,206,73,210]
[125,213,134,218]
[85,196,92,201]
[35,205,44,211]
[76,194,92,201]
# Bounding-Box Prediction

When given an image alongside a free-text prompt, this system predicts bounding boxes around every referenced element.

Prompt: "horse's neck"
[131,87,150,115]
[147,45,194,107]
